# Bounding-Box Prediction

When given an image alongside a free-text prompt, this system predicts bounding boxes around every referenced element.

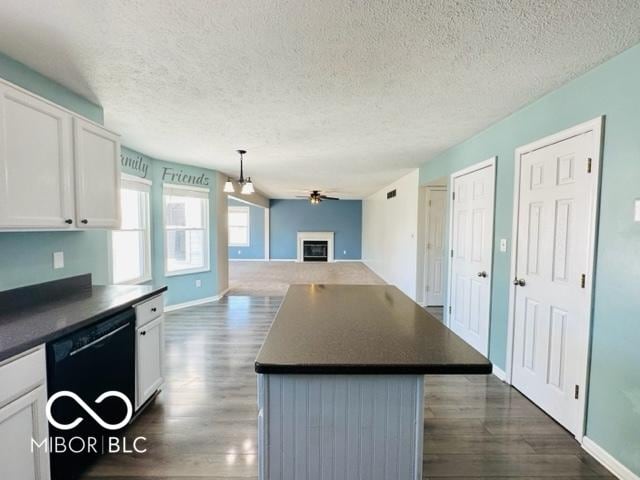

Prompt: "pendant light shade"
[242,177,255,195]
[223,178,235,193]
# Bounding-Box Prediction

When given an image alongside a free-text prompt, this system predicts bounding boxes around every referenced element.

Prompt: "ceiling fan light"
[223,178,235,193]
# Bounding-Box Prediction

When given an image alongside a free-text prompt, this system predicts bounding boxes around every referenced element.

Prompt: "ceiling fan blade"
[295,196,310,198]
[320,195,340,200]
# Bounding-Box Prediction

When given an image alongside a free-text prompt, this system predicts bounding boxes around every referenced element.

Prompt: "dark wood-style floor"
[84,295,612,479]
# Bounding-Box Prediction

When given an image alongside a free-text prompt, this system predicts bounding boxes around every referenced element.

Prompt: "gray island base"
[255,285,491,480]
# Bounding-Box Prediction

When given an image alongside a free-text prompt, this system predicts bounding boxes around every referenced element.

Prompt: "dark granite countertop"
[255,284,492,375]
[0,274,167,363]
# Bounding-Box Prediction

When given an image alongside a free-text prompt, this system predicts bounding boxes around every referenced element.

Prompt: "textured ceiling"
[0,1,639,198]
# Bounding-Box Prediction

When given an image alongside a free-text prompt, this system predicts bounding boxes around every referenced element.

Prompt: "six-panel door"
[449,164,495,355]
[512,132,593,436]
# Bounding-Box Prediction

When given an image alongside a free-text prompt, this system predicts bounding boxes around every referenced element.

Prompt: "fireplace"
[303,240,328,262]
[297,232,334,262]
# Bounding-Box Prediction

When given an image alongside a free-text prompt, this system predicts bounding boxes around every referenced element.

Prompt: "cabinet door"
[0,84,74,228]
[0,386,50,480]
[136,316,164,409]
[73,117,121,228]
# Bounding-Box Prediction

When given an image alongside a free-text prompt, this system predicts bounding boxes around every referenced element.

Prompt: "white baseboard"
[268,258,296,262]
[492,365,507,382]
[333,259,362,262]
[229,258,268,262]
[164,288,229,312]
[582,437,639,480]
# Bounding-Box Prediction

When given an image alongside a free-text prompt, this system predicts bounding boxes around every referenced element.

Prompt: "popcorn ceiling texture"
[0,0,638,198]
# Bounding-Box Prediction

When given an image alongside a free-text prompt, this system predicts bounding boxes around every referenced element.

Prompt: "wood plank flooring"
[84,295,612,479]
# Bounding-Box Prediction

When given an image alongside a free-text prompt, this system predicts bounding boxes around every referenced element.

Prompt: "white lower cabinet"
[135,298,165,411]
[0,347,50,480]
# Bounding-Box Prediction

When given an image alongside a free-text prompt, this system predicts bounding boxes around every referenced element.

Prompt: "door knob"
[64,219,73,224]
[477,271,488,278]
[81,219,88,224]
[140,331,146,336]
[513,278,526,287]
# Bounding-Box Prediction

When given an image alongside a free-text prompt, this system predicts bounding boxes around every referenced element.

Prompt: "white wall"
[362,170,420,299]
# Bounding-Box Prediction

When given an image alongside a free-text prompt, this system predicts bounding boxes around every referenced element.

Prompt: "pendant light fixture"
[225,149,255,195]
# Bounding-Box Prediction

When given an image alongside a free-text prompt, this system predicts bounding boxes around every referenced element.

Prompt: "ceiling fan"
[296,190,340,204]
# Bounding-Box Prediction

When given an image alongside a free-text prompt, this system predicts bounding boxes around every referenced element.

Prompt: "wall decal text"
[161,167,210,186]
[120,152,149,178]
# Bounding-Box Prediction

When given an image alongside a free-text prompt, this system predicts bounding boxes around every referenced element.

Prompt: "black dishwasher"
[47,308,135,480]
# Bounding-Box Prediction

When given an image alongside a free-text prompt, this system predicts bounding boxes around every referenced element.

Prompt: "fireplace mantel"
[296,231,334,262]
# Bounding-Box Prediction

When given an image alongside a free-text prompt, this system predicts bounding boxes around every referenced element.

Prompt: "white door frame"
[445,157,497,358]
[505,116,604,441]
[423,185,447,306]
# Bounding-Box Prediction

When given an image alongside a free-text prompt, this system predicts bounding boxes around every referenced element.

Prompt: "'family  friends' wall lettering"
[162,167,210,186]
[120,152,149,178]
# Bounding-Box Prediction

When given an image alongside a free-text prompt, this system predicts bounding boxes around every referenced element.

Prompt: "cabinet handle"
[64,219,73,224]
[151,307,157,312]
[81,219,88,224]
[140,331,146,336]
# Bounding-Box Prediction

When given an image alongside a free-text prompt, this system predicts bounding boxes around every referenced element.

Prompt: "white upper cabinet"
[73,117,121,228]
[0,79,121,230]
[0,84,75,228]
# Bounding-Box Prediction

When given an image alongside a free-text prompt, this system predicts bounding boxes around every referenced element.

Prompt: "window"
[112,176,151,284]
[164,184,210,275]
[228,206,250,247]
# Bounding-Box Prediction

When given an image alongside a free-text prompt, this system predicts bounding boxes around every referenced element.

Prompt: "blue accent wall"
[228,198,265,259]
[269,199,362,260]
[419,43,640,475]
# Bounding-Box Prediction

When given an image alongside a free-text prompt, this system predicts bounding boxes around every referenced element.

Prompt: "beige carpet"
[228,261,385,296]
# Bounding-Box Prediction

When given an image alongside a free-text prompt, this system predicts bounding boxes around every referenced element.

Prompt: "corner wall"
[362,170,419,299]
[0,54,109,290]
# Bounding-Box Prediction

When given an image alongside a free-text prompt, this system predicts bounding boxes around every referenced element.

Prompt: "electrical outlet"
[195,279,202,288]
[237,250,242,255]
[499,239,508,252]
[343,250,347,255]
[53,251,64,269]
[635,199,640,222]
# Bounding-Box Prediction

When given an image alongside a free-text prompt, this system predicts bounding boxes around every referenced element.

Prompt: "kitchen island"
[255,284,491,480]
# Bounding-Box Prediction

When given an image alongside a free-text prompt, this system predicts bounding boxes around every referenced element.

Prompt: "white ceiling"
[0,1,639,199]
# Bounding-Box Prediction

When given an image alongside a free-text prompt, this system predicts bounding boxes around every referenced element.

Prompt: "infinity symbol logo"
[46,391,133,431]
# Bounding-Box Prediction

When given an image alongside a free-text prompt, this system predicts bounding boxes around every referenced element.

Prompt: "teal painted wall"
[228,198,266,259]
[121,147,222,306]
[0,54,223,307]
[419,43,640,474]
[0,52,103,123]
[0,52,109,290]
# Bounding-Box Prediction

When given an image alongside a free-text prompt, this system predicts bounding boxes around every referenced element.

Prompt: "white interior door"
[511,131,595,436]
[449,161,495,356]
[425,188,447,306]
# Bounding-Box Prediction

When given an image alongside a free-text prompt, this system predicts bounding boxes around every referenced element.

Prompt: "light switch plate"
[499,239,508,252]
[53,251,64,269]
[195,279,202,288]
[635,199,640,222]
